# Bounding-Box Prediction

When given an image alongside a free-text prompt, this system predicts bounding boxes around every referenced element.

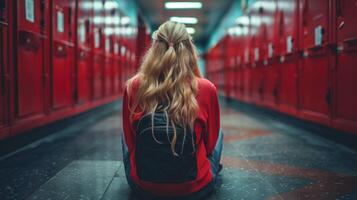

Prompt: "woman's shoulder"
[125,75,141,95]
[196,77,217,94]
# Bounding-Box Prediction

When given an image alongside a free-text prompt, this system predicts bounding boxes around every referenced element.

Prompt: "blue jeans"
[121,129,224,200]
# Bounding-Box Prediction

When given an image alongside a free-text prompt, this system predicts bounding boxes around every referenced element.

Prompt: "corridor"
[1,102,356,200]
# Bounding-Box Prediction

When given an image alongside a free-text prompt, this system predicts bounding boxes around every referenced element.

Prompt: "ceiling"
[134,0,236,49]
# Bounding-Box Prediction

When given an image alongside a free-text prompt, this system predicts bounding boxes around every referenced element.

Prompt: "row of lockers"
[0,0,151,140]
[205,0,357,134]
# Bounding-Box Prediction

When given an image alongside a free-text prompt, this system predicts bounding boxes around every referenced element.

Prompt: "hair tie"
[169,42,174,47]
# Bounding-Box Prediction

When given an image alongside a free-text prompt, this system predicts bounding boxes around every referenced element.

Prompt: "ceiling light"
[92,2,103,10]
[104,27,114,35]
[170,17,198,24]
[104,1,119,10]
[93,16,103,24]
[121,17,130,25]
[186,27,195,34]
[105,16,121,25]
[236,16,249,26]
[165,2,202,9]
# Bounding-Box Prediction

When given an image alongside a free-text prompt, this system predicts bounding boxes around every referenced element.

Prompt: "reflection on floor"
[1,103,357,200]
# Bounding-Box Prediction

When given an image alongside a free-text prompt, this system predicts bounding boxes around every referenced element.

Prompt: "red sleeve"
[205,85,220,156]
[122,86,135,153]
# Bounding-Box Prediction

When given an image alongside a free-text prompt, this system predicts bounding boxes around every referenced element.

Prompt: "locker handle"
[53,41,68,57]
[40,0,46,28]
[85,19,90,44]
[0,24,3,95]
[68,7,72,38]
[1,74,9,96]
[325,88,332,106]
[337,0,344,17]
[0,0,5,22]
[273,85,278,98]
[19,31,41,52]
[302,0,309,25]
[343,37,357,46]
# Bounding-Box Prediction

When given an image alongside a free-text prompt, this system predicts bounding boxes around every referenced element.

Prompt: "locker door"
[260,0,279,108]
[299,0,331,124]
[92,0,104,100]
[278,0,299,115]
[15,0,46,120]
[334,0,357,133]
[250,35,262,103]
[92,28,104,99]
[77,48,91,103]
[113,41,120,94]
[0,0,9,139]
[225,36,233,98]
[51,0,74,110]
[76,0,92,104]
[104,36,113,96]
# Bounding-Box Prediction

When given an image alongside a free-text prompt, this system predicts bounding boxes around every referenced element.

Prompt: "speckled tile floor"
[0,103,357,200]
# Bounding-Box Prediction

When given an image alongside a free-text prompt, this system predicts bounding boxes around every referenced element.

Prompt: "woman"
[122,21,223,199]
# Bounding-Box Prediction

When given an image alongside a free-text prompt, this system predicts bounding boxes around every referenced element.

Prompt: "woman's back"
[122,77,220,196]
[121,21,222,199]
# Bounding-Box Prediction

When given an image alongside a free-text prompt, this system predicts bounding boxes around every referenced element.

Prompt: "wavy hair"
[127,21,201,155]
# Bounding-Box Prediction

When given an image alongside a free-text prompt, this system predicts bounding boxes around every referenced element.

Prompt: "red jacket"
[122,77,220,197]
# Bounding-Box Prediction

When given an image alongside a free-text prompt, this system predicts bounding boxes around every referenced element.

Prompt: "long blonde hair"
[127,21,201,155]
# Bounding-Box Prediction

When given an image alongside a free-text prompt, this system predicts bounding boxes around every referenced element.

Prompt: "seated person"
[122,21,223,200]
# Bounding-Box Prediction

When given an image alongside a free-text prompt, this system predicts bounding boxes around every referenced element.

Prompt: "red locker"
[249,34,263,104]
[119,41,126,93]
[232,18,251,102]
[76,0,93,104]
[277,0,300,116]
[13,0,48,133]
[92,27,104,99]
[242,48,252,102]
[50,0,75,110]
[259,0,280,109]
[104,36,112,96]
[113,39,120,94]
[299,0,332,125]
[234,35,243,100]
[92,0,104,100]
[103,1,117,97]
[334,0,357,133]
[224,35,235,98]
[262,57,279,108]
[249,3,265,104]
[118,39,124,95]
[104,33,116,96]
[0,0,10,139]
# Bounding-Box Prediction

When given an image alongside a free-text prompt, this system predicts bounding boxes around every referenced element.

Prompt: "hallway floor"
[1,103,357,200]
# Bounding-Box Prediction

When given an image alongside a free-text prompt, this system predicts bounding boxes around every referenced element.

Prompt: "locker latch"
[273,84,278,98]
[68,7,72,38]
[0,0,5,22]
[40,0,46,29]
[325,87,332,106]
[259,82,263,95]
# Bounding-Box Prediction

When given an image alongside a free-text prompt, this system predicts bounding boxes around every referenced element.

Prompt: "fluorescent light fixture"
[170,17,198,24]
[121,17,130,25]
[104,1,118,10]
[165,2,202,9]
[186,27,195,34]
[105,16,120,25]
[93,2,103,10]
[93,16,103,24]
[104,27,114,35]
[236,16,249,26]
[82,1,118,10]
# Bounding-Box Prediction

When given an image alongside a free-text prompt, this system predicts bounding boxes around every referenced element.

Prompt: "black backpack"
[135,109,198,183]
